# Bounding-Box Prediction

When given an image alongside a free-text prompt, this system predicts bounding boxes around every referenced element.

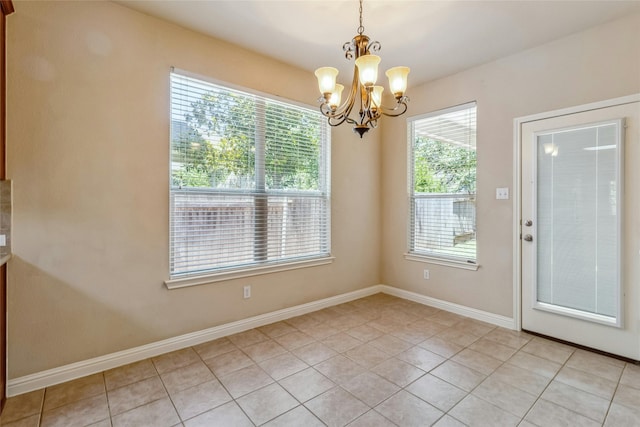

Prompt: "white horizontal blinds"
[170,72,330,277]
[409,103,477,262]
[536,122,620,319]
[262,101,329,261]
[171,74,256,190]
[171,192,256,273]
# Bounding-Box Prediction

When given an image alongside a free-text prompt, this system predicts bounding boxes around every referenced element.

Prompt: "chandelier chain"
[357,0,364,35]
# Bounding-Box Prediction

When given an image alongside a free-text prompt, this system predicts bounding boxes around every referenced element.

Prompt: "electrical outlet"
[243,285,251,299]
[423,269,430,280]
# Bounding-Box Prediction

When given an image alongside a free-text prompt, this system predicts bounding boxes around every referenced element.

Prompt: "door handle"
[524,220,533,227]
[523,234,533,242]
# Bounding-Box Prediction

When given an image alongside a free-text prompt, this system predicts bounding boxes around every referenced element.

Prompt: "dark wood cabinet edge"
[0,1,12,180]
[0,0,11,179]
[0,1,13,16]
[0,0,12,414]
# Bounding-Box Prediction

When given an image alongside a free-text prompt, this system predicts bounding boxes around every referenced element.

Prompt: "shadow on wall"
[7,256,151,379]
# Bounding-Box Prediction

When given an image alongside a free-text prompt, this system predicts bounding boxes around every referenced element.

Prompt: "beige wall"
[381,14,640,317]
[7,0,639,380]
[6,1,381,378]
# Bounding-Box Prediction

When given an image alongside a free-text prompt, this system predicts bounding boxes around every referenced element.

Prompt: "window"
[408,102,477,266]
[169,70,331,282]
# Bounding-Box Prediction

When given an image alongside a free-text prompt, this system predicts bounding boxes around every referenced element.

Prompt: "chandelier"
[314,0,410,138]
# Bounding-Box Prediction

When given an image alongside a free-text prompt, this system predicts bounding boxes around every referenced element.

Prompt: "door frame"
[512,93,640,332]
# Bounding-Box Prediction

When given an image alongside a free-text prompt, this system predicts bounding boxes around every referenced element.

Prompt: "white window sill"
[165,256,335,289]
[404,253,480,271]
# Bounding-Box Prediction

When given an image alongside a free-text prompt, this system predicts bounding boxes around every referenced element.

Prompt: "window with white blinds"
[169,71,331,279]
[408,102,477,264]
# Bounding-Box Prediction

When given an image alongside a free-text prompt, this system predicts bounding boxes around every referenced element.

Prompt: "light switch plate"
[496,187,509,200]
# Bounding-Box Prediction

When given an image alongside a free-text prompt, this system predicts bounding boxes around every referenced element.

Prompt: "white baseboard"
[379,285,516,330]
[7,285,382,397]
[7,284,515,396]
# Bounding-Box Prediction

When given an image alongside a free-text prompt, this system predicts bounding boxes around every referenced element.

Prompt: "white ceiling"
[116,0,640,87]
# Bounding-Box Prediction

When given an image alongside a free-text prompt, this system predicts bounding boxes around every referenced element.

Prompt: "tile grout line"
[339,313,437,426]
[37,386,46,427]
[157,349,187,427]
[437,328,513,427]
[376,308,473,426]
[11,295,635,427]
[11,304,485,426]
[434,327,581,424]
[199,332,303,425]
[514,345,623,426]
[336,313,480,426]
[107,364,169,423]
[598,363,624,427]
[201,328,337,426]
[556,352,626,426]
[189,343,256,425]
[293,308,414,426]
[100,371,111,427]
[512,346,572,427]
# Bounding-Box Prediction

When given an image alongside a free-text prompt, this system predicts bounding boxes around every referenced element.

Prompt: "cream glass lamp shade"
[385,66,410,96]
[355,54,381,86]
[329,84,344,108]
[371,86,384,108]
[315,67,339,94]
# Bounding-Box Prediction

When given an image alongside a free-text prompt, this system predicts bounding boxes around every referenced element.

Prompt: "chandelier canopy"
[314,0,410,138]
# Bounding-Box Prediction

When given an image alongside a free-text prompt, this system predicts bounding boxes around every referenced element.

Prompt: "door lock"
[524,220,533,227]
[523,234,533,242]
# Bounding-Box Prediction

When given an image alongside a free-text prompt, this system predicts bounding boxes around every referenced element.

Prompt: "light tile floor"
[1,294,639,426]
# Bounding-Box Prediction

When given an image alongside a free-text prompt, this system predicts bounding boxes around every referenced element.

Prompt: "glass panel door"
[534,120,622,326]
[521,100,640,360]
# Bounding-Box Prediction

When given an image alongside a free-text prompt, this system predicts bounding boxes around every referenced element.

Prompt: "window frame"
[405,102,479,270]
[166,68,332,289]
